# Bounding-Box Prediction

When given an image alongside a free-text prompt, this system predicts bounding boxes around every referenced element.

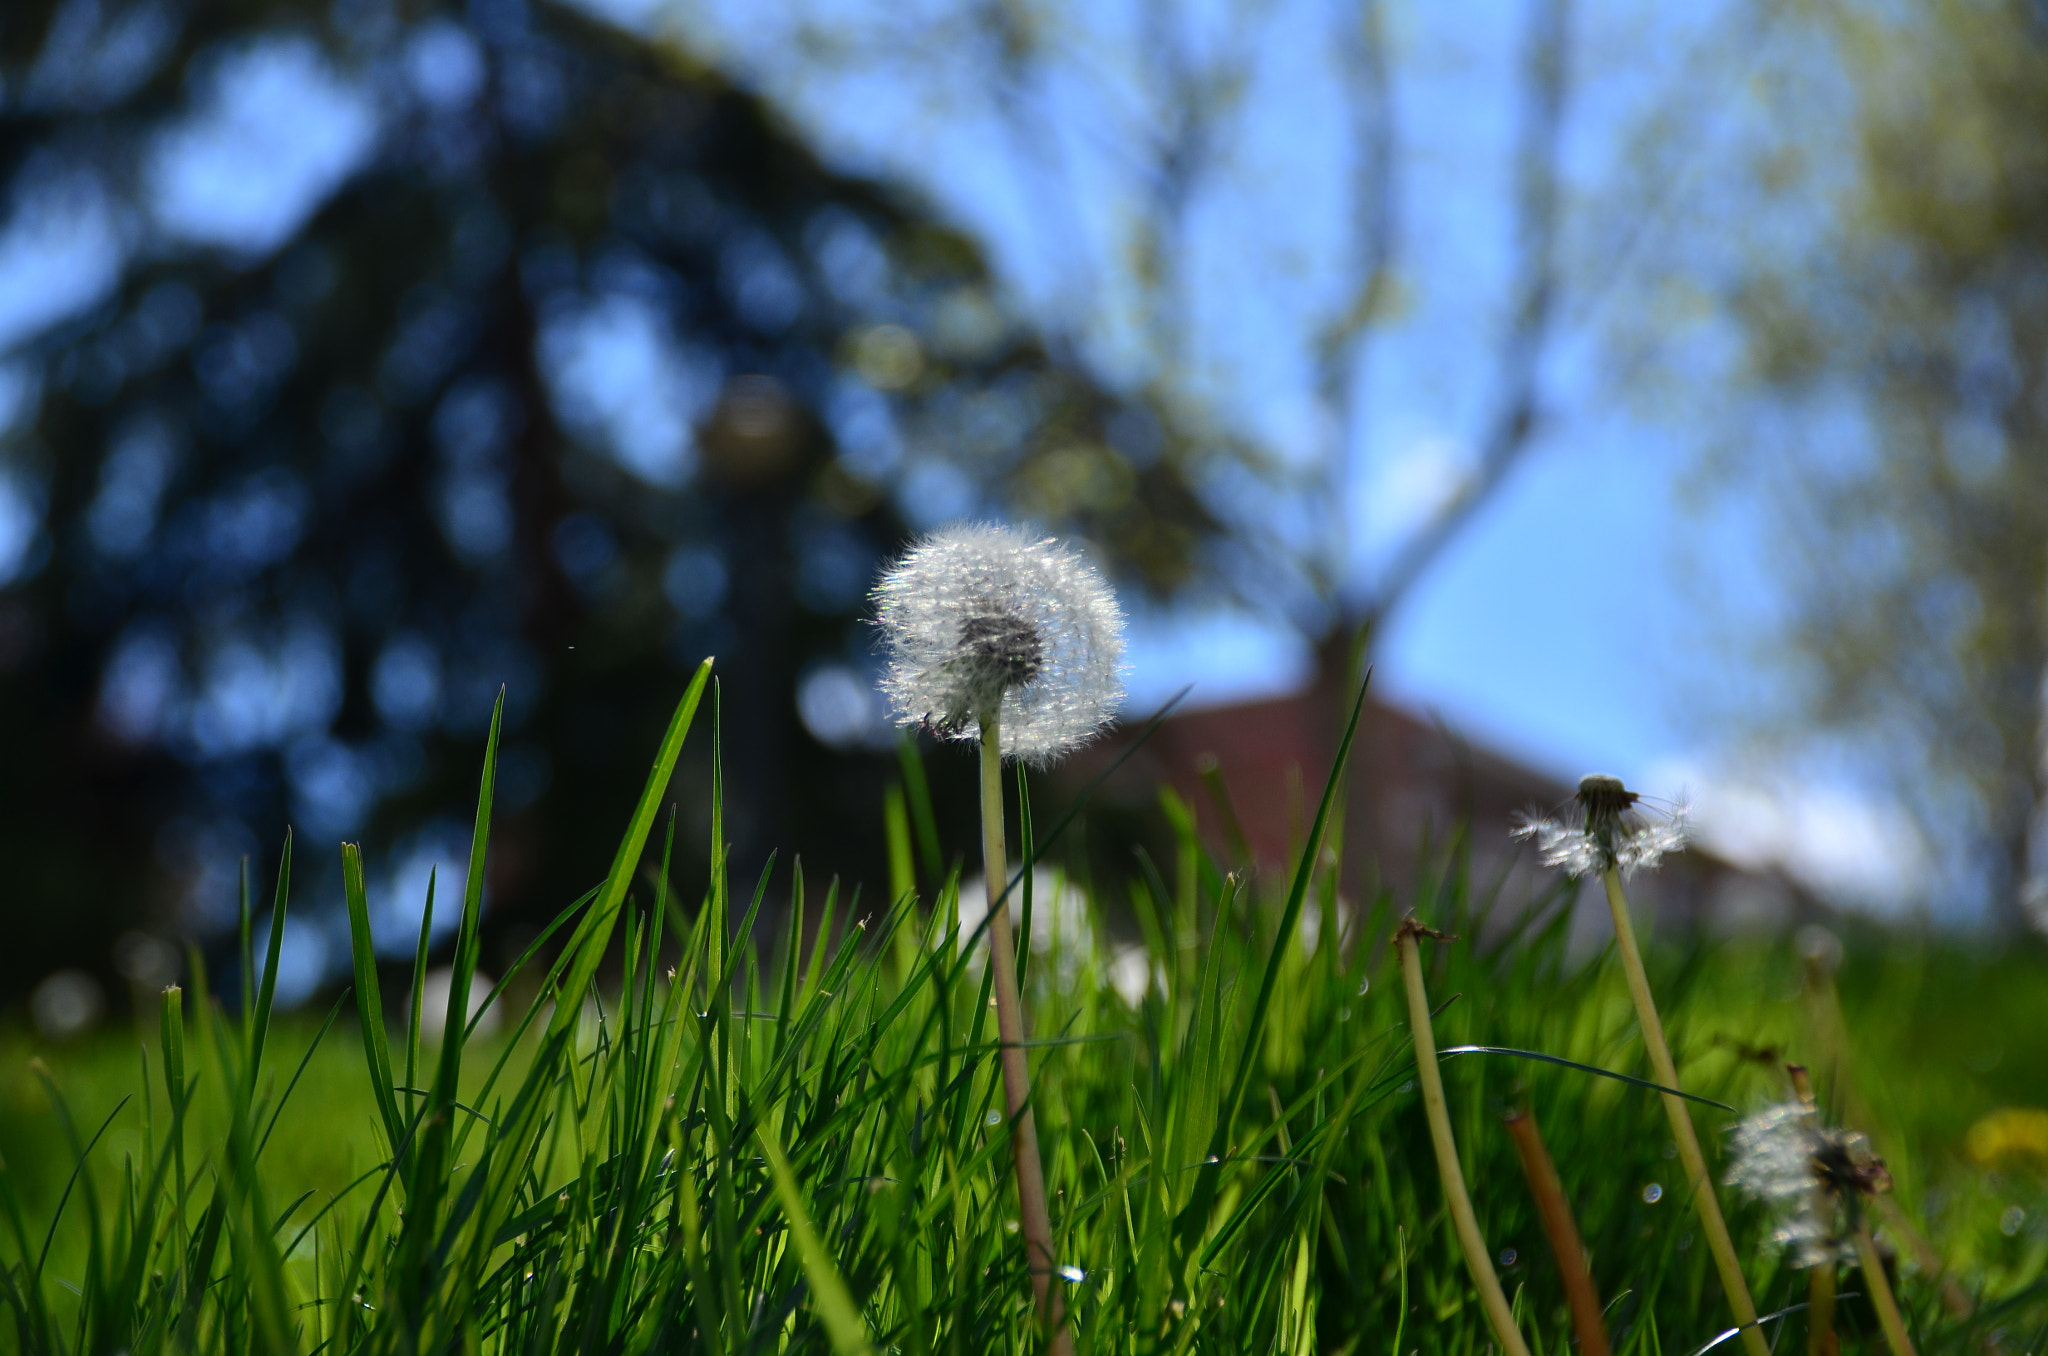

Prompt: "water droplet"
[1398,1080,1416,1094]
[2002,1205,2026,1237]
[1004,1218,1020,1234]
[1356,976,1370,995]
[1663,1143,1679,1159]
[1498,1248,1518,1267]
[1058,1264,1085,1283]
[1337,1007,1353,1021]
[985,1109,1003,1126]
[1642,1183,1664,1204]
[1678,1232,1693,1251]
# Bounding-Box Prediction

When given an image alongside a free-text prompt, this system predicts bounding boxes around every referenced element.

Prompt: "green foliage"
[3,665,2047,1353]
[1703,0,2048,924]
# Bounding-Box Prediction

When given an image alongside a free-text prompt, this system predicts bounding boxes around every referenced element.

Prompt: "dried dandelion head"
[1727,1100,1890,1269]
[1512,773,1690,878]
[874,523,1124,765]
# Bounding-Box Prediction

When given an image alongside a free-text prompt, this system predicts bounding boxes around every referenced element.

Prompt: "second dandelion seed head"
[1727,1099,1889,1269]
[1512,773,1690,877]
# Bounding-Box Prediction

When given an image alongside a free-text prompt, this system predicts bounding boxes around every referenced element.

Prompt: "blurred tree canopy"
[0,0,1223,1004]
[669,0,1573,649]
[1698,0,2048,929]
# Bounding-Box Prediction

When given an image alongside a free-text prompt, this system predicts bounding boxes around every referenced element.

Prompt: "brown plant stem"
[1503,1106,1609,1356]
[1601,867,1768,1356]
[980,716,1072,1356]
[1395,919,1534,1356]
[1854,1226,1918,1356]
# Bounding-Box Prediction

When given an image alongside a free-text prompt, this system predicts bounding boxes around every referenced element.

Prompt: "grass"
[3,661,2048,1354]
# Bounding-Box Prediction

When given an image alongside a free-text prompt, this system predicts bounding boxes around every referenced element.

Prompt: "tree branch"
[1348,0,1572,639]
[1319,0,1398,603]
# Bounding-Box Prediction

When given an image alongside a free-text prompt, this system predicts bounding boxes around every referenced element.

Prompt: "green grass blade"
[756,1121,870,1355]
[434,689,502,1111]
[255,991,351,1159]
[885,784,915,906]
[1437,1046,1738,1112]
[342,841,405,1153]
[405,866,437,1110]
[547,656,713,1044]
[898,729,943,883]
[1215,671,1371,1140]
[238,856,254,1034]
[246,830,292,1093]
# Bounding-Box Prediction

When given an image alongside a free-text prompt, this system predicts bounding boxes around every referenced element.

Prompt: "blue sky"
[619,0,1923,904]
[0,0,1927,910]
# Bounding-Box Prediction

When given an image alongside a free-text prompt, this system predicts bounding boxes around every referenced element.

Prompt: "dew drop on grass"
[986,1109,1002,1126]
[1356,976,1370,995]
[1004,1218,1020,1234]
[1058,1264,1085,1283]
[1498,1248,1517,1267]
[1398,1080,1415,1094]
[1642,1183,1664,1204]
[2002,1206,2026,1236]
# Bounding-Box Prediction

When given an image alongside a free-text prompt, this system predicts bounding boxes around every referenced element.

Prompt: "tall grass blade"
[247,830,292,1090]
[342,841,405,1154]
[757,1122,870,1355]
[547,656,712,1044]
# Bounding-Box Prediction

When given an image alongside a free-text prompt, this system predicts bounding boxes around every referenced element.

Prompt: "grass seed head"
[873,522,1124,764]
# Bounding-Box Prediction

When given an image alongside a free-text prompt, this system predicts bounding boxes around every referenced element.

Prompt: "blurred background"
[1,0,2043,1029]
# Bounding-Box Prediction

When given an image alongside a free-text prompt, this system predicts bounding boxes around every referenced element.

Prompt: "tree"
[0,0,1222,1001]
[1675,0,2048,928]
[654,0,1577,646]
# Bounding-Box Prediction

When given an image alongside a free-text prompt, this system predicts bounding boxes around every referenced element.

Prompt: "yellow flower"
[1966,1108,2048,1165]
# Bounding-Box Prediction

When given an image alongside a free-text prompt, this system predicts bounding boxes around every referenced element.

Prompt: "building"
[1057,674,1820,945]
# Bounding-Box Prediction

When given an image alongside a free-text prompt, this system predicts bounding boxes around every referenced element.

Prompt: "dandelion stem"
[1503,1106,1609,1356]
[1804,963,1973,1318]
[1786,1066,1840,1356]
[1853,1226,1917,1356]
[1808,1261,1839,1356]
[1601,867,1767,1356]
[980,714,1072,1356]
[1395,919,1534,1356]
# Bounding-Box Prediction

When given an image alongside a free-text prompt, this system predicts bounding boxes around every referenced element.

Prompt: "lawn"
[3,665,2046,1354]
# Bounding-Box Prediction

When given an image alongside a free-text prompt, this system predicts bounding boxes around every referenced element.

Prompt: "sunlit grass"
[3,663,2047,1354]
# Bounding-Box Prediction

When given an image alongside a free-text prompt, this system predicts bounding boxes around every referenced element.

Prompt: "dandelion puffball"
[1726,1100,1888,1269]
[1512,773,1690,878]
[874,523,1124,764]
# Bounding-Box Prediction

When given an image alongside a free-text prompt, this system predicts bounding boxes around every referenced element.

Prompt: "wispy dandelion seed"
[1727,1100,1889,1269]
[873,522,1124,766]
[1513,773,1691,878]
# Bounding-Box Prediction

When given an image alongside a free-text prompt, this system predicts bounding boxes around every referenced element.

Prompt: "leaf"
[1436,1047,1738,1112]
[756,1121,871,1355]
[548,657,713,1044]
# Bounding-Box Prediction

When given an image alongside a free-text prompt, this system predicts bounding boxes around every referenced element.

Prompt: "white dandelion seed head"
[1510,775,1690,878]
[1726,1100,1880,1270]
[873,522,1125,765]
